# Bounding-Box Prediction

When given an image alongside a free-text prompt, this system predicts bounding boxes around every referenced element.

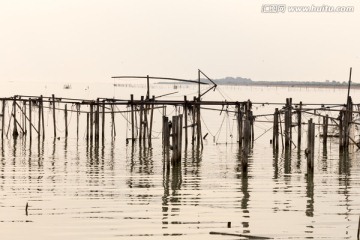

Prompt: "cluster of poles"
[1,92,358,174]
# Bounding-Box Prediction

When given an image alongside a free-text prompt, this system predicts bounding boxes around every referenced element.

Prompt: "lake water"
[0,81,359,239]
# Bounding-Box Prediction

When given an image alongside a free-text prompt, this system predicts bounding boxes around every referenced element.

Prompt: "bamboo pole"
[148,96,155,147]
[297,101,302,147]
[184,96,188,146]
[139,96,144,144]
[102,100,105,144]
[52,94,56,137]
[29,99,32,140]
[86,112,89,142]
[95,98,100,143]
[307,118,315,172]
[23,101,27,135]
[12,97,18,138]
[76,103,80,140]
[130,94,135,143]
[41,95,45,138]
[323,114,328,146]
[64,104,68,138]
[1,100,5,141]
[90,103,94,143]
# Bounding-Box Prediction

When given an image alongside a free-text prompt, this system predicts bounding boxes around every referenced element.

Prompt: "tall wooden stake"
[64,104,68,138]
[184,96,188,146]
[52,94,56,138]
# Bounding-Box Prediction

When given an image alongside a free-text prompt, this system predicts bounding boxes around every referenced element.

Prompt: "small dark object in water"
[25,202,28,216]
[270,139,272,144]
[203,133,208,140]
[210,231,272,239]
[227,222,231,228]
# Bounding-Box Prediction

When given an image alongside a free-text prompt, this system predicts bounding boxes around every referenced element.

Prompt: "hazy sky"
[0,0,359,83]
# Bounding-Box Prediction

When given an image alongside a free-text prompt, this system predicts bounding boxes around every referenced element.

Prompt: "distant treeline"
[158,76,359,88]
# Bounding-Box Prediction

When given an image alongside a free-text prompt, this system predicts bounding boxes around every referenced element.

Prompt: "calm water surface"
[0,82,359,239]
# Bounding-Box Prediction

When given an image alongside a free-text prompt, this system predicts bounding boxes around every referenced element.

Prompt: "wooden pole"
[41,95,45,139]
[143,97,148,146]
[95,98,100,143]
[52,94,56,138]
[289,98,292,145]
[102,100,105,144]
[307,118,315,172]
[148,96,155,147]
[297,101,302,147]
[192,97,196,145]
[86,113,89,142]
[24,101,27,135]
[178,114,183,160]
[323,114,328,146]
[76,103,80,140]
[111,103,115,138]
[90,103,94,143]
[130,94,135,143]
[1,100,5,141]
[64,104,68,138]
[29,99,32,140]
[146,75,150,100]
[279,112,284,149]
[12,97,18,138]
[184,96,188,146]
[139,96,144,144]
[171,115,177,164]
[273,108,279,150]
[285,98,290,148]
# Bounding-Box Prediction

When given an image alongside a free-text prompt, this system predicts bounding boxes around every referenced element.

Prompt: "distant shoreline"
[155,82,360,89]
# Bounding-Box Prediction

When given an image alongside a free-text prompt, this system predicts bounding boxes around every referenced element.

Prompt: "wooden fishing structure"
[0,69,358,173]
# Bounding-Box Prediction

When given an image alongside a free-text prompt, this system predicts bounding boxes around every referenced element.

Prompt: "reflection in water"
[0,128,358,239]
[338,152,351,238]
[305,173,314,217]
[283,148,291,174]
[236,148,250,234]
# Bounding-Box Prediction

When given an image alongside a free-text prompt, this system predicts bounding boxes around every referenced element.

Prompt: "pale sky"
[0,0,359,83]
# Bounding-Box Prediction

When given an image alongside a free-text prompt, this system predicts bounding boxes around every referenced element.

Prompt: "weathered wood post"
[52,94,56,138]
[64,104,68,138]
[307,118,315,172]
[242,119,251,171]
[339,107,344,151]
[1,100,5,141]
[40,95,45,138]
[76,103,80,140]
[192,97,196,145]
[130,94,135,143]
[148,96,155,148]
[95,98,100,143]
[285,98,290,148]
[273,108,279,151]
[29,99,32,140]
[289,98,292,145]
[184,96,188,146]
[139,96,144,144]
[86,112,89,142]
[12,97,18,138]
[238,103,243,147]
[111,103,116,138]
[102,100,105,144]
[90,102,94,143]
[171,115,178,164]
[323,114,328,146]
[162,116,170,148]
[297,101,302,147]
[178,114,183,160]
[196,98,203,149]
